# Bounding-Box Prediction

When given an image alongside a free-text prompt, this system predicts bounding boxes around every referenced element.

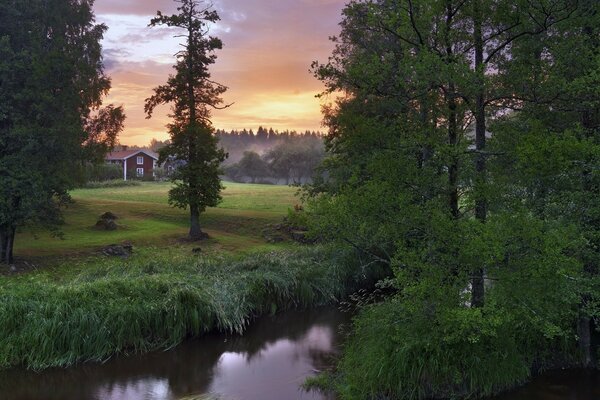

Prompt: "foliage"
[145,0,228,240]
[75,163,124,184]
[223,141,325,184]
[0,0,124,263]
[216,127,324,165]
[0,246,387,370]
[231,151,270,183]
[303,0,600,398]
[82,180,142,189]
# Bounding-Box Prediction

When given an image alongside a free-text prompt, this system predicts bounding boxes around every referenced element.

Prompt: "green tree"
[236,151,269,183]
[145,0,229,240]
[0,0,124,264]
[305,0,597,397]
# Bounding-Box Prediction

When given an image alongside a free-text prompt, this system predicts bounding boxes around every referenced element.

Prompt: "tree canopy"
[0,0,124,264]
[305,0,600,397]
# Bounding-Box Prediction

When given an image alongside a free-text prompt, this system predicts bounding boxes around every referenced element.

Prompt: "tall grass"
[0,246,387,370]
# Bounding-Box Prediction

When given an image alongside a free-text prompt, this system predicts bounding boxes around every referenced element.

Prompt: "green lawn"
[15,182,299,259]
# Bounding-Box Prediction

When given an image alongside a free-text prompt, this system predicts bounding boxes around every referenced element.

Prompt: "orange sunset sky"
[93,0,346,146]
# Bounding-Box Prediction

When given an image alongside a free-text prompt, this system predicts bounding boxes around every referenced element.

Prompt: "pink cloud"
[95,0,345,145]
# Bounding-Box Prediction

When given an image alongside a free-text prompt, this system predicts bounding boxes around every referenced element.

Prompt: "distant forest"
[120,127,326,184]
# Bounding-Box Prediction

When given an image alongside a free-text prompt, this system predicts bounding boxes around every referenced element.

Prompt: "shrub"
[83,163,124,182]
[83,180,141,189]
[332,298,578,400]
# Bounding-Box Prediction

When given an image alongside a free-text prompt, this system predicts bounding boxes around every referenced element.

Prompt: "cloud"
[94,0,346,145]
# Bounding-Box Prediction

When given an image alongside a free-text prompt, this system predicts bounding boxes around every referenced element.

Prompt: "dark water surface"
[491,368,600,400]
[1,307,599,400]
[0,308,350,400]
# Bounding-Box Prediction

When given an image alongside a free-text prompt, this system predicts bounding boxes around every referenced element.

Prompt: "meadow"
[15,181,300,259]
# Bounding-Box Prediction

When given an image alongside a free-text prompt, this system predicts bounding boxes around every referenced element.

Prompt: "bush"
[81,163,124,183]
[331,298,578,400]
[83,180,141,189]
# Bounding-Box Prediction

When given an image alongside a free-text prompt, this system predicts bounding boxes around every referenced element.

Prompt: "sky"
[93,0,346,146]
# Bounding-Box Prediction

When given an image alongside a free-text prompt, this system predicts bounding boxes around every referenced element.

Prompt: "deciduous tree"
[0,0,124,264]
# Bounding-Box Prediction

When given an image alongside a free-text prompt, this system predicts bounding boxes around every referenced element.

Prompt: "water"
[0,308,350,400]
[491,369,600,400]
[1,307,598,400]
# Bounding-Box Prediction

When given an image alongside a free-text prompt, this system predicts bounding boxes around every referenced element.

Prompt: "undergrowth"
[0,246,386,370]
[328,299,579,400]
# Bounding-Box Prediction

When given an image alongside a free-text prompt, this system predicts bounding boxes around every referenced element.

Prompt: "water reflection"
[491,369,600,400]
[0,308,350,400]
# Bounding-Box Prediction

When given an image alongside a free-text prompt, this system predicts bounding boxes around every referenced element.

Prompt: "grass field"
[14,182,300,259]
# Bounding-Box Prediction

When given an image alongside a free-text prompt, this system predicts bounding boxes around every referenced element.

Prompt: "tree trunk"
[189,204,203,240]
[445,1,459,220]
[0,226,15,264]
[7,227,15,264]
[578,313,593,368]
[471,0,486,308]
[0,227,6,264]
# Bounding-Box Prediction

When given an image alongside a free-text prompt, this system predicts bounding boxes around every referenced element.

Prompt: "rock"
[291,230,312,243]
[95,219,118,231]
[99,212,118,220]
[266,235,285,243]
[95,211,119,230]
[10,265,17,273]
[102,243,133,257]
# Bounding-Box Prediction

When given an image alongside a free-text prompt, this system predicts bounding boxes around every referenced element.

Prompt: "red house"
[105,149,159,181]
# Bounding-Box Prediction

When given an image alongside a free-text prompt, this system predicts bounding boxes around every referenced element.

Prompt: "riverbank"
[0,246,386,370]
[0,307,351,400]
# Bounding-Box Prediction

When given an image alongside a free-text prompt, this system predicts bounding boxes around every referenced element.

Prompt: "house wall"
[126,153,155,179]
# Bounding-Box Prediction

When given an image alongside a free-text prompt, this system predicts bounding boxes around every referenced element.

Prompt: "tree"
[304,0,598,396]
[236,151,269,183]
[145,0,229,240]
[0,0,124,264]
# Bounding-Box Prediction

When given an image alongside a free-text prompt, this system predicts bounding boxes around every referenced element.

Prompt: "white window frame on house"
[136,167,144,177]
[137,156,144,165]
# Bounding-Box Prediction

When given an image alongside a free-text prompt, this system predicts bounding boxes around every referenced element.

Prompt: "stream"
[0,307,598,400]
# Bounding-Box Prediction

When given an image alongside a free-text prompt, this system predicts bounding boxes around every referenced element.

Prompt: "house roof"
[106,149,159,161]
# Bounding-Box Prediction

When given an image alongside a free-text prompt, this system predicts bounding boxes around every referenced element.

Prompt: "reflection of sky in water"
[209,326,333,400]
[0,309,344,400]
[93,378,173,400]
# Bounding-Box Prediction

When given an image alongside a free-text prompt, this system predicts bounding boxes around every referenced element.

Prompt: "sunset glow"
[94,0,345,145]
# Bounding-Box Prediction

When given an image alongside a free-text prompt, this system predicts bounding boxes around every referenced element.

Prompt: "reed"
[0,246,386,370]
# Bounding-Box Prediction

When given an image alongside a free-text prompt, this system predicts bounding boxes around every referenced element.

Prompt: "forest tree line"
[123,127,325,184]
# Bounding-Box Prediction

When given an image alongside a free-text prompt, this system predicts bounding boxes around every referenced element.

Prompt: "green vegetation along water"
[0,247,386,371]
[0,307,350,400]
[0,307,597,400]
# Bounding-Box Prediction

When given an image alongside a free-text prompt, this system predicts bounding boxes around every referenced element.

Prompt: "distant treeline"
[217,128,325,184]
[224,141,325,184]
[215,126,324,164]
[116,127,326,185]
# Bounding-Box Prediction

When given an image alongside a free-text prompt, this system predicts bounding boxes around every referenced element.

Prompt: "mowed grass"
[15,182,300,258]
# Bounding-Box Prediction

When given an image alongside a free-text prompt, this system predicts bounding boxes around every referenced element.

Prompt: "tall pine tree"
[145,0,229,240]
